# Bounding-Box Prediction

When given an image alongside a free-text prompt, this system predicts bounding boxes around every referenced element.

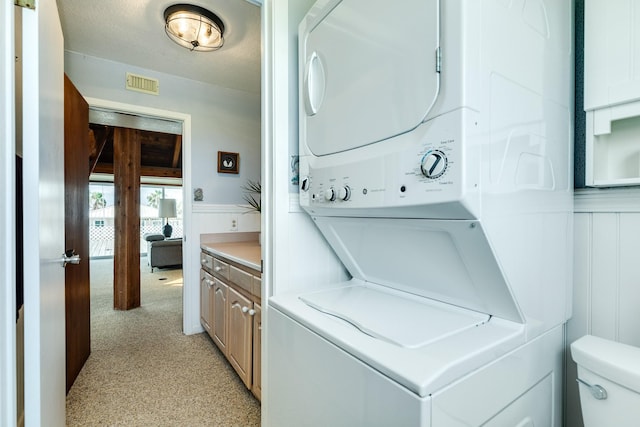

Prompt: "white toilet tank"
[571,335,640,427]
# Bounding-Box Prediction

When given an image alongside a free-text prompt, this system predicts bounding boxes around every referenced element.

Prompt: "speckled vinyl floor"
[66,258,261,427]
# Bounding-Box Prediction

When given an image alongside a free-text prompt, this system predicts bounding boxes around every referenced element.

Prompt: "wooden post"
[113,127,141,310]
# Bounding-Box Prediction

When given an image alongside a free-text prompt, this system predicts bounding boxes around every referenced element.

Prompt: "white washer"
[267,0,573,425]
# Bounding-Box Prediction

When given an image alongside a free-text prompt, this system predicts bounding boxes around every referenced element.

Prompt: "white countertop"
[201,241,261,272]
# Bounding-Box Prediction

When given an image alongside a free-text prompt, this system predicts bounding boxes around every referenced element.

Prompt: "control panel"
[297,108,478,218]
[300,138,460,209]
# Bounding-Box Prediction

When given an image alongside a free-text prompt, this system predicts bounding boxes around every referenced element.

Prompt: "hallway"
[66,258,260,426]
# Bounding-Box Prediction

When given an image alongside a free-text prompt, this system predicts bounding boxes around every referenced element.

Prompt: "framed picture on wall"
[218,151,239,174]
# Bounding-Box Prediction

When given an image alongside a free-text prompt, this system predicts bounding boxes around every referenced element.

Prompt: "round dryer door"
[301,0,440,157]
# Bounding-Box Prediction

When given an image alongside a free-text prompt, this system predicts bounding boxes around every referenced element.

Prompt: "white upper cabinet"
[585,0,640,186]
[585,0,640,110]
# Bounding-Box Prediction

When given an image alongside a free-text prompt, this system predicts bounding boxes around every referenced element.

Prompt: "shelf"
[586,108,640,187]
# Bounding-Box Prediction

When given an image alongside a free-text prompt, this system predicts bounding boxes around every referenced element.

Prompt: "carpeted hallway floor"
[66,258,261,426]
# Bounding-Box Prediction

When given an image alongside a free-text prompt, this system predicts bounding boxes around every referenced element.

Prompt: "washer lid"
[300,284,489,348]
[313,216,524,323]
[300,0,440,156]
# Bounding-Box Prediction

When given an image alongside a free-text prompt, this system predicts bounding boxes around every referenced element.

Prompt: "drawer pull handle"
[201,259,207,264]
[215,266,222,272]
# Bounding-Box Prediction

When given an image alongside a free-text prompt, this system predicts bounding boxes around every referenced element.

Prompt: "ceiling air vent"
[125,72,159,95]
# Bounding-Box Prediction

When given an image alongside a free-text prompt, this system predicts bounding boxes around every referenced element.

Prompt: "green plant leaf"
[241,180,261,212]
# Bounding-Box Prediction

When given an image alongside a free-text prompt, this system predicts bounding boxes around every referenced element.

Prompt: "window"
[89,183,183,258]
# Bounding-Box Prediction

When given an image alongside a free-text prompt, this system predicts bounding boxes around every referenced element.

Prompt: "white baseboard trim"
[575,187,640,213]
[191,203,256,214]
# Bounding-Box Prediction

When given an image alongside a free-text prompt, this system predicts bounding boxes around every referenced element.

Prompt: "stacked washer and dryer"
[268,0,573,426]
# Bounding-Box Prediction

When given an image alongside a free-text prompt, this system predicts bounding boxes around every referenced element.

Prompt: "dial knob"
[300,176,310,192]
[337,186,351,201]
[324,188,336,201]
[421,150,447,179]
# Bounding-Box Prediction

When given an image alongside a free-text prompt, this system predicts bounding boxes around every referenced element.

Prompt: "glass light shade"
[164,4,225,52]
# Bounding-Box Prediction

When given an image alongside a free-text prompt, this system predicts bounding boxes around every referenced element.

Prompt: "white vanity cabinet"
[200,244,262,400]
[585,0,640,186]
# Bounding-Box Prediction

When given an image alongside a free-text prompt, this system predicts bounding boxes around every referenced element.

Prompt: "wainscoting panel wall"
[566,189,640,427]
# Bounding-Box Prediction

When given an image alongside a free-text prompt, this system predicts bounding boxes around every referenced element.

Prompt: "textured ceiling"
[57,0,261,94]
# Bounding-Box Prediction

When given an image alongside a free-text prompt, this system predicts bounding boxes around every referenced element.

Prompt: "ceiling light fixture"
[164,4,225,52]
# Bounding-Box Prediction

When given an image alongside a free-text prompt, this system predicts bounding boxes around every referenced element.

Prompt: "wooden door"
[64,74,91,393]
[227,286,252,388]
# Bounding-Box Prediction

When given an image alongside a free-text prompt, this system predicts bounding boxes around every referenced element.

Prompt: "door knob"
[61,249,81,268]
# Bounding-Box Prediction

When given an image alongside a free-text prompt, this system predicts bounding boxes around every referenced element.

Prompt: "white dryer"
[268,0,573,426]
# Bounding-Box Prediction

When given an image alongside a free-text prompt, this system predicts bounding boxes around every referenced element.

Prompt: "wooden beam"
[93,163,182,179]
[89,126,112,175]
[171,135,182,169]
[141,165,182,178]
[113,127,141,310]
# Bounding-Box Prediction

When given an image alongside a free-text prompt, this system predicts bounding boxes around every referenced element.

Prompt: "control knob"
[324,188,336,201]
[300,176,310,192]
[421,150,448,179]
[337,186,351,201]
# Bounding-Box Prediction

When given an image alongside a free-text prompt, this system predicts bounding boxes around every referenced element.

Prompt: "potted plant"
[241,180,261,212]
[241,180,261,244]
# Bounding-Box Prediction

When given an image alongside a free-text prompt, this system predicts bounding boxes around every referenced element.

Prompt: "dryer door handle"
[304,51,326,116]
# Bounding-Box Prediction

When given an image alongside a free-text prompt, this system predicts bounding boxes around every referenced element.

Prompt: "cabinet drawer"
[200,253,213,271]
[213,258,230,280]
[252,276,262,299]
[230,265,253,293]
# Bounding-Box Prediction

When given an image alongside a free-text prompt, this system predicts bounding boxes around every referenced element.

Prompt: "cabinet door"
[212,278,228,354]
[252,303,262,400]
[227,286,253,388]
[199,270,213,335]
[585,0,640,110]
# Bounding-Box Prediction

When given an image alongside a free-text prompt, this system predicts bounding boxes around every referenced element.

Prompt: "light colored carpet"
[66,258,261,426]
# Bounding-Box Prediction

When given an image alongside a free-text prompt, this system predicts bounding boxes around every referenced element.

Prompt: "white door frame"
[83,97,196,335]
[0,1,17,425]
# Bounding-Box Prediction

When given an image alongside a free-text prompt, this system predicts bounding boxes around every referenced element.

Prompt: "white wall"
[64,51,261,205]
[566,188,640,427]
[64,50,262,335]
[265,0,348,297]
